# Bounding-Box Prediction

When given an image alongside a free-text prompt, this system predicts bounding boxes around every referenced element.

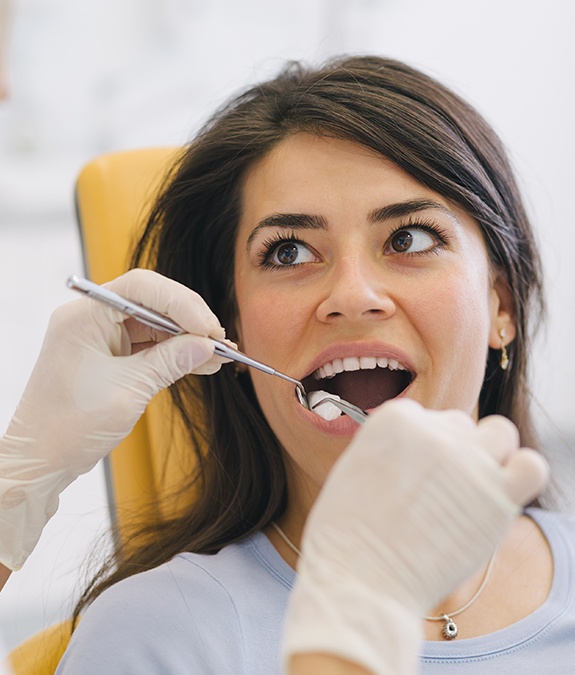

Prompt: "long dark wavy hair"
[73,55,545,622]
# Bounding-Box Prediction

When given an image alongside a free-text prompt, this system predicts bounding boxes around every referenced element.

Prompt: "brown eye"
[386,228,437,255]
[268,240,317,266]
[260,236,319,269]
[390,230,413,253]
[275,243,299,264]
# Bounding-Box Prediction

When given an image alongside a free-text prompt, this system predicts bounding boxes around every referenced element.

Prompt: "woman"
[0,56,561,672]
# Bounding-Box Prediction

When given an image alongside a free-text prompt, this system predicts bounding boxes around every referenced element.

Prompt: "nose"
[315,255,396,323]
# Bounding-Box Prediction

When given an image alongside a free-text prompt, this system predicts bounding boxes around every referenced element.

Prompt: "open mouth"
[301,356,414,413]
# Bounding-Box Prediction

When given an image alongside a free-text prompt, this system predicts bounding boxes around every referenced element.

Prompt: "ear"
[488,275,516,349]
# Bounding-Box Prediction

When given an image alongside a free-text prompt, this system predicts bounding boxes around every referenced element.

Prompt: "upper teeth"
[313,356,407,380]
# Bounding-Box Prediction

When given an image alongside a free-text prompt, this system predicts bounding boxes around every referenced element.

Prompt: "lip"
[299,340,416,380]
[294,340,416,436]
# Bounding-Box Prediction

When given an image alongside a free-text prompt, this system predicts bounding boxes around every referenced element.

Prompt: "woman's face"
[234,133,513,506]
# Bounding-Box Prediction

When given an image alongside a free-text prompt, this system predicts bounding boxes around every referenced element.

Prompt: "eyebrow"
[246,213,328,249]
[245,198,460,250]
[368,198,461,226]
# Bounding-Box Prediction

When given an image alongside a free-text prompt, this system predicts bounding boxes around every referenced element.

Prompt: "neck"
[423,514,552,640]
[265,507,306,570]
[267,513,553,642]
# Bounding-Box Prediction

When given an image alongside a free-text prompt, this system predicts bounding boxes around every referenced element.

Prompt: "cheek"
[424,279,490,338]
[412,246,493,342]
[410,267,493,404]
[238,299,280,356]
[235,286,306,364]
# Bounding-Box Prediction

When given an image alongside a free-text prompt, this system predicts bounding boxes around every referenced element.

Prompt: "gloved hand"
[283,399,549,675]
[0,269,228,570]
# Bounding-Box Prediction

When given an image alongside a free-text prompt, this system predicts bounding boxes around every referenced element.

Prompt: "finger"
[106,269,226,340]
[133,334,217,390]
[126,319,238,356]
[128,330,232,373]
[192,354,230,376]
[502,449,549,506]
[434,408,476,433]
[476,415,520,465]
[124,318,172,348]
[367,398,424,426]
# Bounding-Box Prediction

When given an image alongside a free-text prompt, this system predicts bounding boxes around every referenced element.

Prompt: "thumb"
[134,334,217,390]
[502,449,549,507]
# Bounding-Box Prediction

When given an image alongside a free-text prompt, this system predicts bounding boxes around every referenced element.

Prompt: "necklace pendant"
[441,615,458,640]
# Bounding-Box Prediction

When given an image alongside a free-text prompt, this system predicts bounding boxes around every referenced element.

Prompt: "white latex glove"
[0,269,229,570]
[283,399,549,675]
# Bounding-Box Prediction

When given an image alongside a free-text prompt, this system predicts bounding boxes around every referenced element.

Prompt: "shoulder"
[57,556,244,673]
[527,506,575,541]
[57,531,295,674]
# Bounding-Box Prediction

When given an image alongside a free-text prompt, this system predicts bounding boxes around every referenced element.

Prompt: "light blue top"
[57,530,296,674]
[419,508,575,673]
[56,508,575,674]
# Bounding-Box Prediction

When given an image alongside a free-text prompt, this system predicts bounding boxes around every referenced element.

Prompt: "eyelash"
[257,219,451,269]
[386,218,450,256]
[257,230,312,270]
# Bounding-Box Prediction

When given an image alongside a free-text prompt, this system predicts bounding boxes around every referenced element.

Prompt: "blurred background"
[0,0,573,654]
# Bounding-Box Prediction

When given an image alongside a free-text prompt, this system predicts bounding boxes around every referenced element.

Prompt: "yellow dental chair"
[8,147,194,674]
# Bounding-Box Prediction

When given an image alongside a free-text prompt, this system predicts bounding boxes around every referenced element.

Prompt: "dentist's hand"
[0,269,227,570]
[284,400,549,675]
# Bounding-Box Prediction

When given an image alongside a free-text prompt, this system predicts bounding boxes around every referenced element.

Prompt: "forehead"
[238,132,473,235]
[242,133,406,204]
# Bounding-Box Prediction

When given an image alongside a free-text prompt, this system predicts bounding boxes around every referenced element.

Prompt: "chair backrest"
[9,147,199,675]
[8,620,72,675]
[75,146,206,540]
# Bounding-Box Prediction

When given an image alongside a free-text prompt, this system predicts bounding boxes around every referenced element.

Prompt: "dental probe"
[66,275,311,407]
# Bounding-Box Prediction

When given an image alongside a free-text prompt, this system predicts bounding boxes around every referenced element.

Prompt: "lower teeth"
[308,390,343,421]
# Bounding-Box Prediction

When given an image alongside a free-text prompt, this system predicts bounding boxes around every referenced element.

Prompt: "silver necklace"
[423,550,498,639]
[271,521,302,558]
[271,521,497,641]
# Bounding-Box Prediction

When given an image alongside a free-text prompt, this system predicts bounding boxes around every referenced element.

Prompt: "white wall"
[0,0,573,652]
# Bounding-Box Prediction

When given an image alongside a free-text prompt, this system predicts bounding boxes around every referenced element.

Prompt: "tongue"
[321,369,408,410]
